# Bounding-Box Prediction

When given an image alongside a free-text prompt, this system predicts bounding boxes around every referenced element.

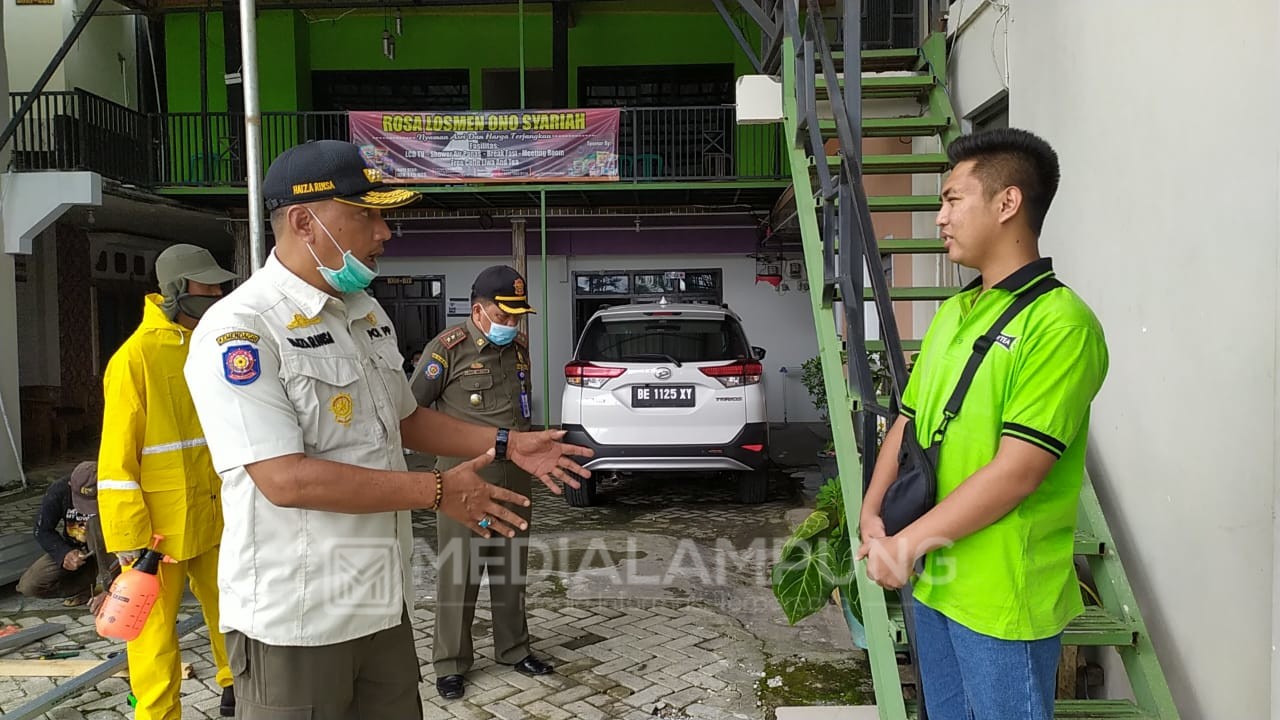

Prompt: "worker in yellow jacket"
[98,244,237,719]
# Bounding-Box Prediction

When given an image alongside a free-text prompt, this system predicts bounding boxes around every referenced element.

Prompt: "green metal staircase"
[759,1,1181,718]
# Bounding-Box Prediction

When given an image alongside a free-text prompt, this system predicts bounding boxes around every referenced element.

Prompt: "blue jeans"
[911,599,1062,720]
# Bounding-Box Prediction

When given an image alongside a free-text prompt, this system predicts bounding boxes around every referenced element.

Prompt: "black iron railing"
[7,93,785,187]
[8,90,155,184]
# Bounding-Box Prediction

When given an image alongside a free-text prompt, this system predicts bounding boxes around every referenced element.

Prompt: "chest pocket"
[281,353,372,453]
[457,373,494,411]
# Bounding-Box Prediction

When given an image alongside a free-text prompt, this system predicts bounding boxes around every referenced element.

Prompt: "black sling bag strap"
[879,275,1064,536]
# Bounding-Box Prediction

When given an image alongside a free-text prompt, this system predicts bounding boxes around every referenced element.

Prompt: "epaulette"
[440,326,468,349]
[516,331,528,347]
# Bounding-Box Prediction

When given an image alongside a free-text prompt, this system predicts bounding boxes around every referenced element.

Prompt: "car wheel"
[736,470,769,504]
[564,476,598,507]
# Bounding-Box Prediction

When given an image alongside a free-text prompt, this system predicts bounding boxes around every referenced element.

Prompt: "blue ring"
[478,516,492,529]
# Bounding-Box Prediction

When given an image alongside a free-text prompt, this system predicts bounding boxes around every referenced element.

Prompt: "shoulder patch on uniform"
[516,331,528,347]
[440,327,468,349]
[222,344,261,385]
[216,330,260,345]
[431,352,449,368]
[286,314,322,331]
[424,361,444,380]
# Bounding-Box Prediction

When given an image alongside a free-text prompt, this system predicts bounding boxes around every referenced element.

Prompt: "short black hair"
[268,206,288,238]
[947,128,1060,236]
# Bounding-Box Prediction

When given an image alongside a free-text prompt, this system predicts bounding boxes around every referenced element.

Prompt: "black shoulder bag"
[879,277,1063,536]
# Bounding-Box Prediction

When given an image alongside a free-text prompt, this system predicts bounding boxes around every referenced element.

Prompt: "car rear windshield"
[577,316,750,363]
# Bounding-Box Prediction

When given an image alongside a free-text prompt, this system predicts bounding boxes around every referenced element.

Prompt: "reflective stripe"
[98,480,142,491]
[141,438,208,456]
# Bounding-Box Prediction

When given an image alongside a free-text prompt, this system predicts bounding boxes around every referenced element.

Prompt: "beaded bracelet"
[429,469,444,511]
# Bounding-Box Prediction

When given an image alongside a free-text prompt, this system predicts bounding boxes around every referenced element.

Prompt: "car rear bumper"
[561,422,769,473]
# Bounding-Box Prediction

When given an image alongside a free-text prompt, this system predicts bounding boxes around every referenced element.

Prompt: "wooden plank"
[0,624,65,656]
[1057,644,1081,698]
[0,615,204,720]
[0,658,192,678]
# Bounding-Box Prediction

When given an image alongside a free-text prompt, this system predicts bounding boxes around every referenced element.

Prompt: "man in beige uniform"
[411,266,553,700]
[184,140,590,720]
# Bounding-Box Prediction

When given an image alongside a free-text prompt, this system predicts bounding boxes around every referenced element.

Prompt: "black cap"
[472,266,536,315]
[263,140,421,211]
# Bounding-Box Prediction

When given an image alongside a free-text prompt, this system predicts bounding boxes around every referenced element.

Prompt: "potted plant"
[771,477,865,646]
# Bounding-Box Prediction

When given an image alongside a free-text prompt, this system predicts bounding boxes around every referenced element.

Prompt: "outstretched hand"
[508,429,593,495]
[437,450,531,538]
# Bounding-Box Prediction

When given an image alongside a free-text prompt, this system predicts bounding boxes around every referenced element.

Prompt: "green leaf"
[815,477,845,520]
[780,510,830,559]
[771,538,841,625]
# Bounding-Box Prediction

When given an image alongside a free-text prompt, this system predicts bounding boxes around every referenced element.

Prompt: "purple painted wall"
[383,226,759,257]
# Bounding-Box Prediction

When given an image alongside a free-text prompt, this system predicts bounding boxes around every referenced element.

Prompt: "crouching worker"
[16,461,116,609]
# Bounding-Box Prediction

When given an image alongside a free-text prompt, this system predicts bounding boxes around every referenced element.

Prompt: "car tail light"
[564,361,626,389]
[699,360,763,388]
[741,444,764,452]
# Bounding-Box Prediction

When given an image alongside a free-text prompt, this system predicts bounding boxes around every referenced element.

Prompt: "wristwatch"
[494,428,510,461]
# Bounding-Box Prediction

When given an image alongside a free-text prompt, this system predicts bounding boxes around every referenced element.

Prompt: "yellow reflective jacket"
[98,294,223,561]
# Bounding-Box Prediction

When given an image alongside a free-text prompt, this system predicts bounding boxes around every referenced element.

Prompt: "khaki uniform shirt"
[185,252,418,647]
[409,320,533,434]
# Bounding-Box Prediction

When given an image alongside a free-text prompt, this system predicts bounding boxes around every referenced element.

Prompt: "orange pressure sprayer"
[95,534,170,641]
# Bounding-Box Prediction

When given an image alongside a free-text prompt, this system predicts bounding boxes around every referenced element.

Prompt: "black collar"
[962,257,1055,294]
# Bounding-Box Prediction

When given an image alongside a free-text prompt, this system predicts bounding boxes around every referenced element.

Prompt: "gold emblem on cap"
[469,393,482,407]
[286,314,322,330]
[513,278,525,296]
[330,393,354,425]
[364,167,383,183]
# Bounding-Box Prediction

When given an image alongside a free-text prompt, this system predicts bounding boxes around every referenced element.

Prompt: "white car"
[559,300,770,505]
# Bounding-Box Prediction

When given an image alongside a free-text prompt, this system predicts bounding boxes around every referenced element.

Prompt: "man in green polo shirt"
[856,128,1109,720]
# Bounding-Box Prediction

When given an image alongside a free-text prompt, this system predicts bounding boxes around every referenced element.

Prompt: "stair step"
[877,238,945,254]
[886,604,1137,648]
[824,152,950,175]
[815,74,935,100]
[864,339,922,353]
[906,700,1153,719]
[830,47,921,73]
[858,286,959,302]
[1051,700,1157,719]
[867,195,942,213]
[827,115,951,138]
[1075,529,1106,556]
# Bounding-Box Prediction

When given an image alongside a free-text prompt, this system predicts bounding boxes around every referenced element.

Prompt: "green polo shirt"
[900,258,1109,641]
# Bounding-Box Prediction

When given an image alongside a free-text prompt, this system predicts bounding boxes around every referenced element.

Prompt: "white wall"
[0,3,22,487]
[3,0,64,92]
[948,2,1280,717]
[5,0,137,106]
[379,253,822,427]
[15,228,60,386]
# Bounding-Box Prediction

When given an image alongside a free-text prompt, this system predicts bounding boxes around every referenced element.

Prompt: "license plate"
[632,385,695,408]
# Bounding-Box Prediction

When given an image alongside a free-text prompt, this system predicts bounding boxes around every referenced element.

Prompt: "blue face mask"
[479,305,519,346]
[305,209,379,293]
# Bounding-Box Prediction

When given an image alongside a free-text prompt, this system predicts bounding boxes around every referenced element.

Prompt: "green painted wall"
[165,5,760,113]
[165,10,308,113]
[160,4,779,181]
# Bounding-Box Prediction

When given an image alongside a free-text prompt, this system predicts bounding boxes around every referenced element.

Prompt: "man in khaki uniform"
[411,266,553,700]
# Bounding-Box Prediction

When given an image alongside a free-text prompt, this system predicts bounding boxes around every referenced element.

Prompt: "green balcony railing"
[8,91,785,188]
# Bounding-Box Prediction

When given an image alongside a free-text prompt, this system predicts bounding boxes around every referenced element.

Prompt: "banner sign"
[348,109,621,184]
